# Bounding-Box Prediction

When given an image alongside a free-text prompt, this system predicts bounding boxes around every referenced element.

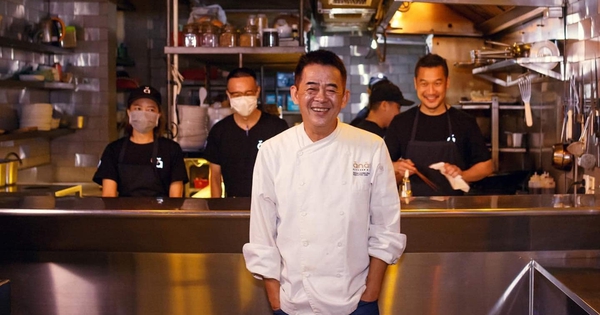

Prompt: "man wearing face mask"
[204,67,288,198]
[93,85,188,197]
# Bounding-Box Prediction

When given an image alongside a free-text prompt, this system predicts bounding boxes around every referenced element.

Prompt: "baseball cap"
[368,75,388,89]
[369,81,414,106]
[127,85,162,107]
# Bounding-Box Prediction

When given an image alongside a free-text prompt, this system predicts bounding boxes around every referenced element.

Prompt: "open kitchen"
[1,0,600,314]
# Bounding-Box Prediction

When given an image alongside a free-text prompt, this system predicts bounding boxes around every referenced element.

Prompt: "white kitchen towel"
[429,162,470,192]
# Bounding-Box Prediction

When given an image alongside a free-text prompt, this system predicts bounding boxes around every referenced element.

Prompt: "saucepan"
[552,143,573,171]
[0,152,22,186]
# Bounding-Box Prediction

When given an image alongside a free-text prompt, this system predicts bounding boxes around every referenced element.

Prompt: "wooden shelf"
[0,128,75,142]
[0,37,73,54]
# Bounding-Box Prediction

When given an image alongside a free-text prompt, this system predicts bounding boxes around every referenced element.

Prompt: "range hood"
[312,0,384,33]
[380,0,562,37]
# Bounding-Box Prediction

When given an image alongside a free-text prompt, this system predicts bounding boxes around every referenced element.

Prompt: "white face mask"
[229,96,257,117]
[129,110,159,134]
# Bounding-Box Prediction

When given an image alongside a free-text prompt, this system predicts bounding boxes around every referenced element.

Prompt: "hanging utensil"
[518,73,533,127]
[199,86,207,105]
[568,113,591,157]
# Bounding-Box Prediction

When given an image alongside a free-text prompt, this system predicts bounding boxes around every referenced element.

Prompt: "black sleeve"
[92,141,120,185]
[384,115,404,161]
[463,113,491,166]
[203,124,221,165]
[169,141,189,184]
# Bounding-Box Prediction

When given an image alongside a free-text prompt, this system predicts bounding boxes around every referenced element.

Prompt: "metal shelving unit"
[165,1,307,133]
[457,97,555,171]
[472,56,564,87]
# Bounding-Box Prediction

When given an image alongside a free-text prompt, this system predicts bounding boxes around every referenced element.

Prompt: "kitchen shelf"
[164,46,305,68]
[472,56,564,87]
[0,37,73,54]
[0,80,85,90]
[0,128,75,142]
[455,103,554,110]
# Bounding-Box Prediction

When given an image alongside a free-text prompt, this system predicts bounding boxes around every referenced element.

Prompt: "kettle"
[40,16,66,46]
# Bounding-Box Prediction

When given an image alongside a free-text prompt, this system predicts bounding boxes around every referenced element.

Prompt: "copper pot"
[552,143,573,171]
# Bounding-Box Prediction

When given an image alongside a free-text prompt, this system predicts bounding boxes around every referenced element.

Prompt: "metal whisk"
[518,75,533,127]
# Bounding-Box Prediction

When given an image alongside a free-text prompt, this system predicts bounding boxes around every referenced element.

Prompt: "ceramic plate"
[529,41,560,69]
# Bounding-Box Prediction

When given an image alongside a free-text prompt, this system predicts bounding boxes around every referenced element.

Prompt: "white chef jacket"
[243,121,406,315]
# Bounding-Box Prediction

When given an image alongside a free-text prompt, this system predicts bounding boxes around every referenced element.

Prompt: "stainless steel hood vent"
[314,0,382,33]
[377,0,562,37]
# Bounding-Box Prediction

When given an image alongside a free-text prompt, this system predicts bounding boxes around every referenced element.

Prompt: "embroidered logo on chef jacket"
[155,157,164,169]
[257,140,264,150]
[353,161,371,176]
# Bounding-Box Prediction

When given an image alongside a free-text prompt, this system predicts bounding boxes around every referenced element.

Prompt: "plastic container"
[62,26,77,48]
[262,28,279,47]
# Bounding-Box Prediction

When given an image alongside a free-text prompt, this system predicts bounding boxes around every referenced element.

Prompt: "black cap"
[127,85,161,107]
[369,81,414,106]
[368,75,388,89]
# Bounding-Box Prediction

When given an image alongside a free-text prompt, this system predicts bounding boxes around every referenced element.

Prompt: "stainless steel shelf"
[0,80,84,90]
[0,37,73,54]
[499,105,555,110]
[164,46,305,67]
[499,147,527,153]
[472,56,564,87]
[0,128,75,142]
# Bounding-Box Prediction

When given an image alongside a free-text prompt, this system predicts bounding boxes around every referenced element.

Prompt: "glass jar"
[239,25,258,47]
[201,24,218,48]
[256,14,268,37]
[219,24,237,47]
[183,24,197,47]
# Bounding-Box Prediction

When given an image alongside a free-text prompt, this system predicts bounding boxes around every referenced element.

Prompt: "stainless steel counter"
[1,195,600,314]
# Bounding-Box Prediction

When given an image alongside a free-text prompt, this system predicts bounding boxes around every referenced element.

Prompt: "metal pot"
[0,152,22,186]
[552,143,573,171]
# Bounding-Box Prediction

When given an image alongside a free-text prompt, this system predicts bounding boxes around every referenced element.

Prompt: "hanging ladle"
[579,112,596,170]
[567,113,591,158]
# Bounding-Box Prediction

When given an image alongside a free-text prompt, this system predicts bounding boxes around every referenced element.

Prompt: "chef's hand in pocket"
[349,300,379,315]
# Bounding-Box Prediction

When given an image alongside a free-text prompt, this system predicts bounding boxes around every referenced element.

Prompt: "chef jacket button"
[300,181,305,186]
[301,212,307,217]
[303,241,309,247]
[298,151,303,156]
[339,211,344,215]
[342,181,347,185]
[337,242,342,247]
[336,274,342,278]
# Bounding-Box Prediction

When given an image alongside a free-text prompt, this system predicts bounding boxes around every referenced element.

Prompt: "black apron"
[117,138,165,197]
[405,106,466,196]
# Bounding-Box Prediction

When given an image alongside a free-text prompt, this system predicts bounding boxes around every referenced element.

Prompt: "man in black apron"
[385,54,493,196]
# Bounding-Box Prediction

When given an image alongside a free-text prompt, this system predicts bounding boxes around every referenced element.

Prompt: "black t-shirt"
[354,119,385,138]
[93,137,189,195]
[203,112,288,197]
[384,106,491,168]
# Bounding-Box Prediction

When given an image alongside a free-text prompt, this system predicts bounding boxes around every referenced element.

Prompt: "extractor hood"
[379,0,562,37]
[312,0,384,33]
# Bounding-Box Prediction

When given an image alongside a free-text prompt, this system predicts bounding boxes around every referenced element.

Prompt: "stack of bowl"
[20,103,53,131]
[175,104,209,151]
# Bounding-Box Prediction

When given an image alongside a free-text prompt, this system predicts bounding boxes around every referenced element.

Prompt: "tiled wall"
[0,0,116,183]
[316,34,426,122]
